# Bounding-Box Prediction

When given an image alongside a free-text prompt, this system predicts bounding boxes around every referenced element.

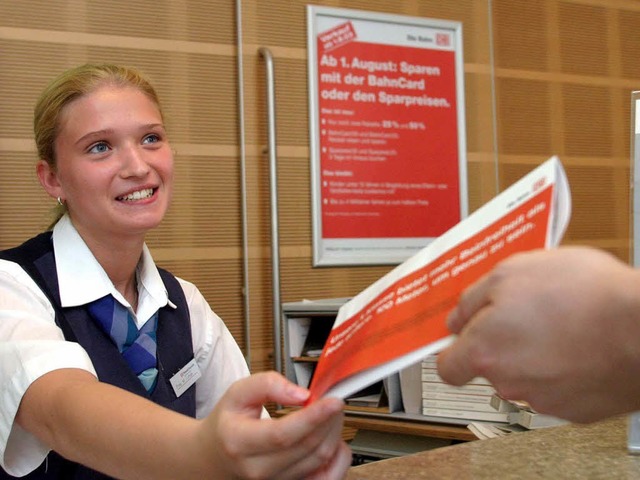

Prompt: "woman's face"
[40,85,174,242]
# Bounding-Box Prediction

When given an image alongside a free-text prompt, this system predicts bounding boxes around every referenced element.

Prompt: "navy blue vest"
[0,232,196,479]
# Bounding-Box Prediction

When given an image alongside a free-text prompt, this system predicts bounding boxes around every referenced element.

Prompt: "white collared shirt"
[0,216,252,476]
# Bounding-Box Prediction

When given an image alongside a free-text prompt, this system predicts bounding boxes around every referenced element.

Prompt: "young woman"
[0,64,350,479]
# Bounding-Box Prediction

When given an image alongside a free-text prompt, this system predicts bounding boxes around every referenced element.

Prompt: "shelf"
[274,407,476,442]
[344,414,477,442]
[292,356,320,363]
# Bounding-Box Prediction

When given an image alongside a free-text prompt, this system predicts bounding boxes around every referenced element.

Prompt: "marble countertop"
[347,416,640,479]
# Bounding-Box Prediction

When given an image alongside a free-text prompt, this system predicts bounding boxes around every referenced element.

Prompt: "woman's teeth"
[118,188,153,201]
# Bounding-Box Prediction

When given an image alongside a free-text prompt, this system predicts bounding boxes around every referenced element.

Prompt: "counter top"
[347,415,640,479]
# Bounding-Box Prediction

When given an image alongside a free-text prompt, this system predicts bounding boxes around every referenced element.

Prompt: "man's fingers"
[437,333,478,386]
[447,272,494,333]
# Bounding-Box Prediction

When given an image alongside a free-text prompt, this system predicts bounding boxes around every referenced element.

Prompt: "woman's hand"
[202,371,351,479]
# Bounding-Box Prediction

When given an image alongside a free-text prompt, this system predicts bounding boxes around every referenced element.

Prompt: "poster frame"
[307,5,468,267]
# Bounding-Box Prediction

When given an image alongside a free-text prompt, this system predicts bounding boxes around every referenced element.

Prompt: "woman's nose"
[120,145,150,177]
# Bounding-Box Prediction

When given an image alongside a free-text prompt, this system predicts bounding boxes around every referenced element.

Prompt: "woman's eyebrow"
[74,124,166,146]
[74,129,114,146]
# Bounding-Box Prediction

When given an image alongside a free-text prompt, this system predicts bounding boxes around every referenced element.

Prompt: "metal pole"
[259,47,282,374]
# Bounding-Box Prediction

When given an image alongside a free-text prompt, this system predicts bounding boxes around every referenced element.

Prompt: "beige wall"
[1,0,638,375]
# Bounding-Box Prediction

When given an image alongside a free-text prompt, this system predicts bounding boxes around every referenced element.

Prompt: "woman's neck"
[72,222,145,309]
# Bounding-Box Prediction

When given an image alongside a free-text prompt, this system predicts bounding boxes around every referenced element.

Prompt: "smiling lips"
[117,188,155,202]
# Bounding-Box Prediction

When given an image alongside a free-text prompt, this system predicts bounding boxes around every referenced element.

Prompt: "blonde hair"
[34,64,163,227]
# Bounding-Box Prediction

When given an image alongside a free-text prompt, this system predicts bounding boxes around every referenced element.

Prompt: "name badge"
[169,358,202,398]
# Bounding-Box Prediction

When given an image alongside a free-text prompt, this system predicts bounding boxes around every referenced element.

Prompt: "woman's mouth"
[117,188,155,202]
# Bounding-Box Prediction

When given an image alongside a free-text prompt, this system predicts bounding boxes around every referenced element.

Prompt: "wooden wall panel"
[620,10,640,79]
[2,1,236,44]
[0,151,52,244]
[496,78,553,155]
[558,3,609,76]
[562,84,612,157]
[493,1,549,71]
[492,0,638,266]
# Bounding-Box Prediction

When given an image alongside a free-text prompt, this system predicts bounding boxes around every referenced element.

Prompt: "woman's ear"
[36,160,63,200]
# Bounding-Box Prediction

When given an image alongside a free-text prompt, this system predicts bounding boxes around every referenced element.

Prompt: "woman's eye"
[88,142,109,154]
[143,134,160,144]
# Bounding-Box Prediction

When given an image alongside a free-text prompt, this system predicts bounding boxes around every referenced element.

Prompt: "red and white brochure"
[308,156,571,402]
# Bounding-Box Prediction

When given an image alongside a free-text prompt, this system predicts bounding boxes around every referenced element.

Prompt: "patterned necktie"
[87,294,159,392]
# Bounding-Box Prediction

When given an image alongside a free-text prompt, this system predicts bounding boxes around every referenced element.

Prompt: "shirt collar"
[52,215,176,325]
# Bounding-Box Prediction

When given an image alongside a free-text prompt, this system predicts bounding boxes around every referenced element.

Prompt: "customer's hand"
[438,247,640,423]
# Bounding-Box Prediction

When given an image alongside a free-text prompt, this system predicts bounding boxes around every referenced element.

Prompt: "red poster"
[309,8,466,266]
[318,32,459,238]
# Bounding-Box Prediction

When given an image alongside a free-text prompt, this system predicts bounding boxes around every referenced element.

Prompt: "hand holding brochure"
[308,156,571,403]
